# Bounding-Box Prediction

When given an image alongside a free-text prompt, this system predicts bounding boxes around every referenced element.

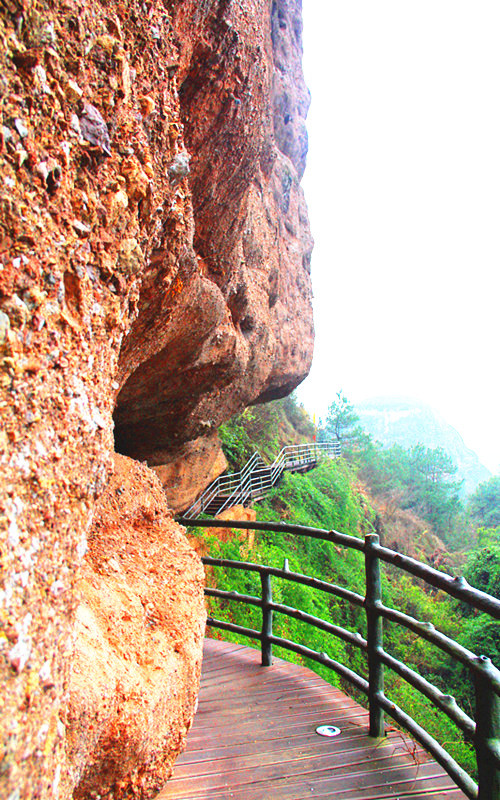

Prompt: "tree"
[319,391,359,441]
[459,538,500,625]
[468,476,500,530]
[354,440,463,542]
[400,445,463,540]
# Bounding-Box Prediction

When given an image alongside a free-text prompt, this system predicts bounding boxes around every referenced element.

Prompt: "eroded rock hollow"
[0,0,313,796]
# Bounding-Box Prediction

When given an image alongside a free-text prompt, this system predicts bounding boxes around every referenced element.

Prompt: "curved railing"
[183,441,341,518]
[177,517,500,800]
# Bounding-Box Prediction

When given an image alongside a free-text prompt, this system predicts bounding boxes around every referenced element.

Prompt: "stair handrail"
[216,452,266,516]
[186,450,264,517]
[183,440,341,518]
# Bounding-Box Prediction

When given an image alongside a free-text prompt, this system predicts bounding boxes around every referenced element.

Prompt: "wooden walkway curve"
[158,639,467,800]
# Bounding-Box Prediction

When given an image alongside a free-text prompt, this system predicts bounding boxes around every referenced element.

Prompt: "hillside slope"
[196,457,475,779]
[198,397,500,779]
[356,397,490,495]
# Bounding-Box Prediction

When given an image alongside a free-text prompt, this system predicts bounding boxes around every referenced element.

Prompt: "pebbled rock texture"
[114,0,314,480]
[67,455,205,798]
[0,0,312,796]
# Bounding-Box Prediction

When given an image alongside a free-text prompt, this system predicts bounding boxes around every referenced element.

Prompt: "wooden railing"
[177,517,500,800]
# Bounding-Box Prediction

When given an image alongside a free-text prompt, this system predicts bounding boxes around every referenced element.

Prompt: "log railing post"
[473,655,500,800]
[364,532,385,737]
[261,571,273,667]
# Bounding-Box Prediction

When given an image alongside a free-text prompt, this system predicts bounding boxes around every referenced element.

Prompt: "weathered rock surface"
[0,0,312,796]
[151,432,227,515]
[68,455,205,798]
[214,506,257,551]
[188,505,257,560]
[114,0,314,476]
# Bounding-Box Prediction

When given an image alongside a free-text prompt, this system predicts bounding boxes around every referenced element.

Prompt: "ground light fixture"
[315,725,341,737]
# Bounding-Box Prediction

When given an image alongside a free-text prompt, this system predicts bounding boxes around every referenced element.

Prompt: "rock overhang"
[0,0,314,794]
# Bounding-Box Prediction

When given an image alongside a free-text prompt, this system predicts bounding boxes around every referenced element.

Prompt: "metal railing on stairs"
[182,440,341,518]
[176,517,500,800]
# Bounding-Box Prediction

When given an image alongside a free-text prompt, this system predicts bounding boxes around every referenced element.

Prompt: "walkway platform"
[158,639,467,800]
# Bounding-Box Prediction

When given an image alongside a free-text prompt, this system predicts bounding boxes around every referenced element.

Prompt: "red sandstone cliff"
[68,455,205,798]
[114,0,314,510]
[0,0,313,796]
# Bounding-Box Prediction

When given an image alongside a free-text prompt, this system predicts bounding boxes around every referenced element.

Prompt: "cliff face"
[68,455,205,798]
[0,0,313,796]
[114,0,314,507]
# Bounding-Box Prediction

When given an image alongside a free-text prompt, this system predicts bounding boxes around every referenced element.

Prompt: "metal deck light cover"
[315,725,341,737]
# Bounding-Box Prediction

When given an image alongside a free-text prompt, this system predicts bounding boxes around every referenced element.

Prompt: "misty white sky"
[297,1,500,474]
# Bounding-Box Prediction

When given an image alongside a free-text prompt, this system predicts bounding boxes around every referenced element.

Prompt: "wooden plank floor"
[158,639,467,800]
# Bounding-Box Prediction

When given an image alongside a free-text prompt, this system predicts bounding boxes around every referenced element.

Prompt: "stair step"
[183,442,341,519]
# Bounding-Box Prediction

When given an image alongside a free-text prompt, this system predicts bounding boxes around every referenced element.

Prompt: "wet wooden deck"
[158,639,467,800]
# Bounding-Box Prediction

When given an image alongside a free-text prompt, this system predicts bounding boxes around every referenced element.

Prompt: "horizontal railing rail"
[180,517,500,800]
[183,440,341,518]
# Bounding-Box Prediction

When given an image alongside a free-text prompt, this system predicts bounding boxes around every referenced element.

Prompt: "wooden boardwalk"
[158,639,467,800]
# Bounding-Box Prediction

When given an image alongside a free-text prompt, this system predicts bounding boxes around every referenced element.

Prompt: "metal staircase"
[182,440,341,519]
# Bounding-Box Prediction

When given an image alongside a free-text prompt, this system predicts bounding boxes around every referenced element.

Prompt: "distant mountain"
[355,397,491,497]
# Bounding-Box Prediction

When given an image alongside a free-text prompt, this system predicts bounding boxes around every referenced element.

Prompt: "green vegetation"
[319,390,360,442]
[199,459,370,690]
[358,441,463,543]
[468,476,500,530]
[194,393,500,780]
[318,395,464,545]
[218,393,314,470]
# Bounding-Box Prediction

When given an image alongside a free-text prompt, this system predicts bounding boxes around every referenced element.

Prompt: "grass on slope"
[192,456,475,777]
